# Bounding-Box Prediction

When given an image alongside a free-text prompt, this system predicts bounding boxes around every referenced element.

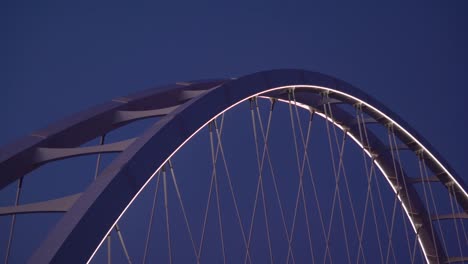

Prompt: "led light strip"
[272,96,431,262]
[86,84,463,264]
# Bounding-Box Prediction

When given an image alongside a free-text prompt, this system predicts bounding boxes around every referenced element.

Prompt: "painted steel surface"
[0,69,465,263]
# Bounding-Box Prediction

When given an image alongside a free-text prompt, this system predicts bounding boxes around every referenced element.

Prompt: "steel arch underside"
[0,69,466,263]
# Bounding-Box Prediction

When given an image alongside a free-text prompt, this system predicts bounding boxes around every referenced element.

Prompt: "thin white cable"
[255,99,297,264]
[324,98,365,263]
[322,99,351,264]
[421,156,449,255]
[167,160,199,260]
[292,92,319,263]
[386,127,414,262]
[213,118,252,263]
[162,167,172,264]
[252,98,274,263]
[142,171,161,264]
[355,108,382,264]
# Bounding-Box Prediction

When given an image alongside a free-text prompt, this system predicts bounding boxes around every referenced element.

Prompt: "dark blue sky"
[2,1,467,175]
[1,1,468,262]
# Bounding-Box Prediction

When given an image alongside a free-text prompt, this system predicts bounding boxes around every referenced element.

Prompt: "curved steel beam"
[34,138,136,164]
[20,69,466,263]
[0,193,81,216]
[0,81,223,190]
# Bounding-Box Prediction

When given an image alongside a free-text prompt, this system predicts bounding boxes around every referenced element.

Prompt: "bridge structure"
[0,69,467,263]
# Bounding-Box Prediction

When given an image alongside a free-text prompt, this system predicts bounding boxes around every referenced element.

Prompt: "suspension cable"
[287,102,329,262]
[389,125,418,263]
[324,96,365,264]
[115,224,132,264]
[447,183,464,258]
[107,234,111,264]
[4,177,23,264]
[142,171,161,264]
[291,91,321,263]
[286,90,314,263]
[92,135,115,264]
[94,135,106,180]
[450,184,468,246]
[452,183,468,246]
[386,126,414,262]
[255,98,297,264]
[198,116,225,261]
[358,109,396,262]
[162,166,172,264]
[416,153,440,260]
[214,155,227,264]
[249,97,274,263]
[355,106,384,264]
[421,155,449,254]
[205,119,227,263]
[211,117,228,263]
[382,146,401,263]
[244,100,263,264]
[213,117,252,263]
[167,160,199,260]
[322,96,351,264]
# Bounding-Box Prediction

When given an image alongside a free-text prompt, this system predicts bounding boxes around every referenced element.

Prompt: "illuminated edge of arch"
[85,84,466,264]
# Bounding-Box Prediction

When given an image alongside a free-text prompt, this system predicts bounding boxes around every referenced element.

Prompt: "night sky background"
[1,1,468,263]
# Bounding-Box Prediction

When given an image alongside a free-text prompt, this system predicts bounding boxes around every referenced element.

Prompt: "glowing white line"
[273,85,467,199]
[87,86,288,262]
[87,84,463,263]
[318,87,467,200]
[276,97,431,262]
